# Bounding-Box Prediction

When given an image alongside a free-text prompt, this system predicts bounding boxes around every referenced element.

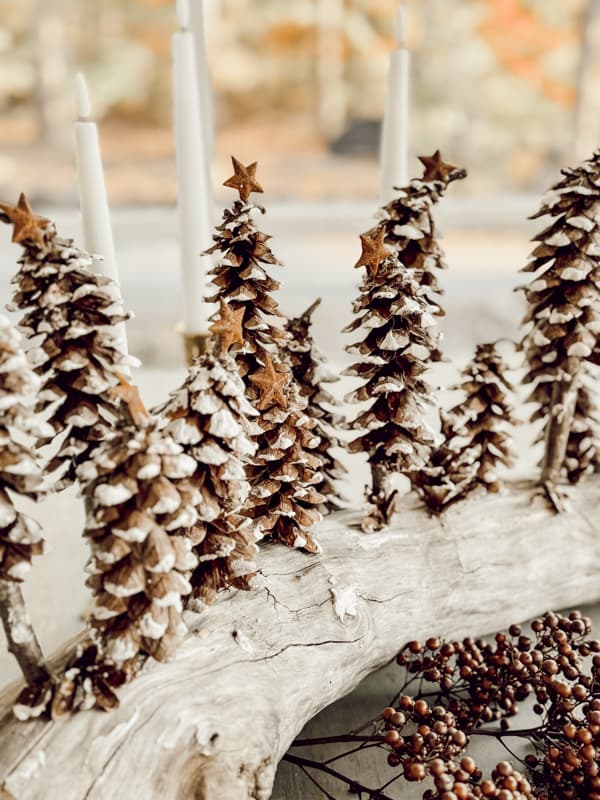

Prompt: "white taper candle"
[74,72,130,363]
[173,0,214,335]
[190,0,215,168]
[379,4,410,205]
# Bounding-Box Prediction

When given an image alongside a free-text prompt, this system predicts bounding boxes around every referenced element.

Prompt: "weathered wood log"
[1,481,600,800]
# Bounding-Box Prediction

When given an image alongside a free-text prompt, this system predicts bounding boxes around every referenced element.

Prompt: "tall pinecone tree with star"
[344,229,440,531]
[155,307,259,606]
[207,158,325,550]
[284,299,347,511]
[519,150,600,508]
[1,193,133,490]
[377,151,467,360]
[413,342,517,513]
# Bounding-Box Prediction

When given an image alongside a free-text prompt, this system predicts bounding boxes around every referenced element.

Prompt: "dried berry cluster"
[287,611,600,800]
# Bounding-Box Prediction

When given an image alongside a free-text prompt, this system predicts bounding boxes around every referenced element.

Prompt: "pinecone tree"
[413,342,517,513]
[519,150,600,508]
[564,370,600,484]
[1,193,134,490]
[208,158,325,551]
[0,314,46,582]
[207,157,288,379]
[343,229,440,531]
[245,354,324,553]
[377,151,467,359]
[154,344,259,606]
[77,380,200,667]
[284,299,347,511]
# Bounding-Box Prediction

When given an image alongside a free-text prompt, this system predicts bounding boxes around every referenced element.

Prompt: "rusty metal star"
[248,354,289,411]
[223,156,264,202]
[418,150,463,183]
[0,193,50,249]
[209,299,245,356]
[110,373,149,426]
[354,228,391,278]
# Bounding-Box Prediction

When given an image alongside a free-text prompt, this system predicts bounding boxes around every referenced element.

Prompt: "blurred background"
[2,6,600,795]
[0,0,599,203]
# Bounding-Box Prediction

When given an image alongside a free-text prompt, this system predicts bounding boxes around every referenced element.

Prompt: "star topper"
[248,354,289,411]
[110,373,149,426]
[354,228,391,278]
[223,156,264,202]
[418,150,466,184]
[209,299,245,356]
[0,192,50,250]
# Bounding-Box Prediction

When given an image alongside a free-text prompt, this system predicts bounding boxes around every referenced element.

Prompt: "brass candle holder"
[182,331,211,366]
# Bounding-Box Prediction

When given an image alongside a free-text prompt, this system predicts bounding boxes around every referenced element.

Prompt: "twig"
[292,734,385,747]
[282,753,395,800]
[0,579,48,685]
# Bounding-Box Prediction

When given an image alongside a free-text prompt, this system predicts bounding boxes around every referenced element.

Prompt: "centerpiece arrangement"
[0,4,599,800]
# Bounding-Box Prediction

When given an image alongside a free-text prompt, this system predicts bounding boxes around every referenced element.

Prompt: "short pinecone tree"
[1,193,133,490]
[519,150,600,504]
[414,342,517,513]
[284,299,346,511]
[245,355,324,552]
[377,150,467,359]
[0,314,45,581]
[344,231,440,531]
[564,370,600,484]
[78,383,200,666]
[155,351,259,605]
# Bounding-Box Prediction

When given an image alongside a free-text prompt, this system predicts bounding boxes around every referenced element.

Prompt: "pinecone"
[77,388,200,667]
[377,151,467,360]
[2,193,134,491]
[155,351,259,605]
[0,314,45,581]
[344,240,440,531]
[414,342,517,513]
[519,149,600,502]
[207,197,288,377]
[209,159,325,551]
[245,356,324,553]
[565,372,600,484]
[284,299,347,511]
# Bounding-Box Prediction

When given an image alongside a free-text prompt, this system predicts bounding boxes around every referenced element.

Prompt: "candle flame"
[176,0,191,30]
[75,72,92,120]
[395,4,407,47]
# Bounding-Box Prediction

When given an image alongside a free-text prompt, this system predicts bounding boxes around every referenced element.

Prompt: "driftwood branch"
[0,580,47,686]
[1,481,600,800]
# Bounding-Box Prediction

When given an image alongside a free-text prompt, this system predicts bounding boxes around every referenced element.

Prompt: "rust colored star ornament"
[110,373,149,426]
[355,228,391,278]
[209,299,245,356]
[418,150,465,183]
[0,192,50,249]
[223,156,264,202]
[248,354,289,411]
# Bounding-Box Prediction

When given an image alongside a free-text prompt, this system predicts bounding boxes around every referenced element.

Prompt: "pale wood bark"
[0,581,47,686]
[1,480,600,800]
